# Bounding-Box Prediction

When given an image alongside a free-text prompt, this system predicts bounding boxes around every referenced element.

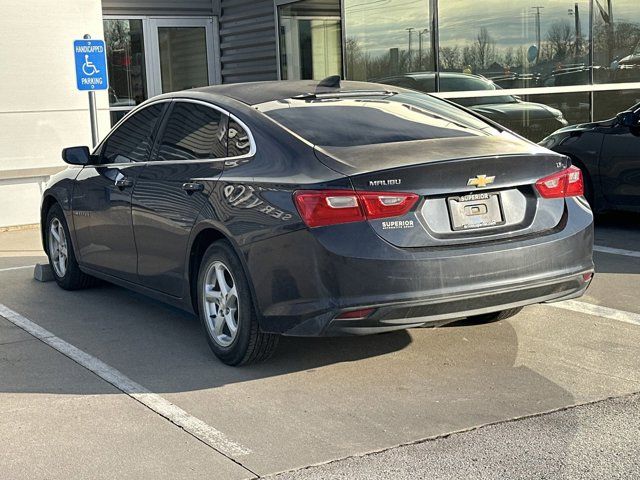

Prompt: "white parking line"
[0,265,34,273]
[548,300,640,327]
[594,245,640,259]
[0,303,251,458]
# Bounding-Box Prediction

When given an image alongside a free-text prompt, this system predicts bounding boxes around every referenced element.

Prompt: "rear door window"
[155,102,227,161]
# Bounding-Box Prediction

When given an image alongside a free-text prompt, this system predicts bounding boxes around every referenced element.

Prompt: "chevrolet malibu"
[41,78,594,365]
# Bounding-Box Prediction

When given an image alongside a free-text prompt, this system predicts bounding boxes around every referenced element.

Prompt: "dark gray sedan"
[41,79,594,365]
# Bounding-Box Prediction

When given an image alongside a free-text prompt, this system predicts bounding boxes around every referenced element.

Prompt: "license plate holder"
[448,192,505,231]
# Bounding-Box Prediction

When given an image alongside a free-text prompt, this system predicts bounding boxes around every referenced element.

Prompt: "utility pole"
[406,27,414,71]
[569,3,582,56]
[532,6,544,64]
[607,0,614,64]
[418,29,428,71]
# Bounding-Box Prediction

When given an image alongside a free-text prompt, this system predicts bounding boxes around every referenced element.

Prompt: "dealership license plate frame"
[447,192,506,231]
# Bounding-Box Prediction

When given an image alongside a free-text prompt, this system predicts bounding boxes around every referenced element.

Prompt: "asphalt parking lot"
[1,214,640,479]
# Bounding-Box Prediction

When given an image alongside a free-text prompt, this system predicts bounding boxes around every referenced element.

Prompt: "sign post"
[73,35,108,147]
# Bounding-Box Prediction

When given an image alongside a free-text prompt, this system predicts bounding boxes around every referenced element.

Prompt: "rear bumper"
[244,197,594,336]
[321,272,591,335]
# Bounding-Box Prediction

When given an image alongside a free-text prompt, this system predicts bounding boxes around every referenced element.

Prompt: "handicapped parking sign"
[73,39,108,91]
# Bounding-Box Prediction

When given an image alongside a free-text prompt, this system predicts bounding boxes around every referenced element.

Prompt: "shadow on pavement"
[0,261,577,424]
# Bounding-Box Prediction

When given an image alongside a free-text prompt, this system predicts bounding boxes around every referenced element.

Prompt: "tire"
[466,307,523,324]
[45,204,96,290]
[196,240,279,366]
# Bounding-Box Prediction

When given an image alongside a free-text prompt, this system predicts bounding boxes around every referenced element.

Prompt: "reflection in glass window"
[438,0,590,88]
[594,89,640,121]
[156,103,226,161]
[257,93,498,147]
[227,120,251,157]
[158,27,209,93]
[500,91,589,141]
[104,19,147,108]
[344,0,432,85]
[278,0,342,80]
[593,0,640,83]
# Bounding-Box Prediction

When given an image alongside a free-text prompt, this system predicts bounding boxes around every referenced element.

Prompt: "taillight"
[535,166,584,199]
[293,190,419,228]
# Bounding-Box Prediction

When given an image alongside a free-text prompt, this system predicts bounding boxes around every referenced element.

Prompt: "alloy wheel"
[202,260,239,347]
[48,218,68,278]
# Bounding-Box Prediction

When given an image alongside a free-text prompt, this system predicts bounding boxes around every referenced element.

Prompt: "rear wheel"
[466,307,523,324]
[197,241,279,365]
[45,204,96,290]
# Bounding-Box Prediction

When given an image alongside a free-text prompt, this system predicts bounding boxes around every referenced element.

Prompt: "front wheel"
[197,241,279,366]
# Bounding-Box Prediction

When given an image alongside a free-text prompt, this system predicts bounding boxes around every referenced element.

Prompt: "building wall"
[0,0,110,228]
[219,0,279,83]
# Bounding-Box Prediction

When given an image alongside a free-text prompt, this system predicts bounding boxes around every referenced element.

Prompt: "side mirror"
[616,111,640,128]
[62,146,91,165]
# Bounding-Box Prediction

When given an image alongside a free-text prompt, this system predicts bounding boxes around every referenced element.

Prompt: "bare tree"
[503,47,515,68]
[473,27,496,70]
[439,46,461,70]
[546,21,574,60]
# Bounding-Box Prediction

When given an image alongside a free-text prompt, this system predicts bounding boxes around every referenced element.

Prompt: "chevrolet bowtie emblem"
[467,174,496,188]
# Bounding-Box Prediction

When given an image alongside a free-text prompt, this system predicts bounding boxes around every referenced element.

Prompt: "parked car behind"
[540,102,640,213]
[377,72,568,141]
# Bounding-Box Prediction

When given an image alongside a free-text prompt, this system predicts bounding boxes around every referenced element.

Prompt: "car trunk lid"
[315,136,569,247]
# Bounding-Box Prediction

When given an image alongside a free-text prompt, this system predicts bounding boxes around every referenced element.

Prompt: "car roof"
[186,80,409,106]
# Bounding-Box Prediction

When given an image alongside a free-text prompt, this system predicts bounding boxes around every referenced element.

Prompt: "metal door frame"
[103,15,220,118]
[147,17,220,97]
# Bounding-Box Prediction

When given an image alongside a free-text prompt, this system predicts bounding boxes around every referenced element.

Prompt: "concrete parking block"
[33,262,54,282]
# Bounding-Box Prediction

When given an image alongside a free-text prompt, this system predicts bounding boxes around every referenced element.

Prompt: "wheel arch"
[40,194,61,251]
[187,224,261,321]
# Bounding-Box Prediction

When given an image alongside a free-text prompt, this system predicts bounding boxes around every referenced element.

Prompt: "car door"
[131,100,227,297]
[72,102,168,282]
[600,110,640,209]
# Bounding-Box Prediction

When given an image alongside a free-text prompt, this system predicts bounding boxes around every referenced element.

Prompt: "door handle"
[182,182,204,194]
[114,177,133,189]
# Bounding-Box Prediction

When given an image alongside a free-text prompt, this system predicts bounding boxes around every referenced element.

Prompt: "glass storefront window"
[343,0,433,85]
[158,27,210,93]
[278,0,342,80]
[438,1,590,88]
[594,89,640,120]
[104,19,147,108]
[593,0,640,83]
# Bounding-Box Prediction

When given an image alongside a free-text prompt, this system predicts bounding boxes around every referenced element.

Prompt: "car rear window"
[256,92,499,147]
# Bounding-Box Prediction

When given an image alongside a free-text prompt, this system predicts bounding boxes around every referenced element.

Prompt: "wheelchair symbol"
[82,55,100,76]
